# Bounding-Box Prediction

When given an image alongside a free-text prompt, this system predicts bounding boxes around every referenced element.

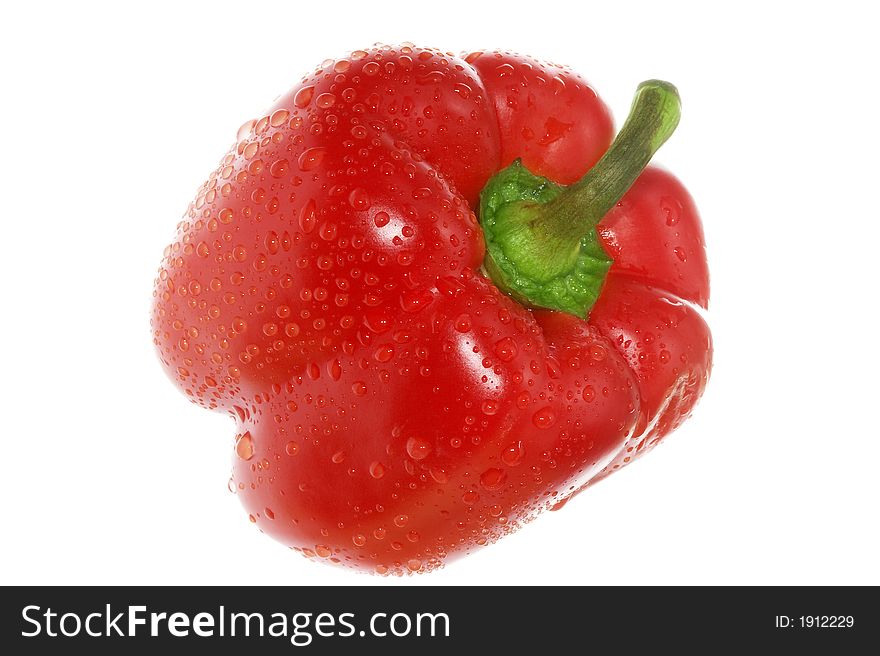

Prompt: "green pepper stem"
[533,80,681,251]
[477,80,682,318]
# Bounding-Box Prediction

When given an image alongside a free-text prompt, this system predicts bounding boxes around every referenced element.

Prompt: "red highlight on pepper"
[151,44,712,575]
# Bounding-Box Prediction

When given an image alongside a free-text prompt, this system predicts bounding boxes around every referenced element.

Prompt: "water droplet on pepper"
[406,436,432,461]
[235,431,254,460]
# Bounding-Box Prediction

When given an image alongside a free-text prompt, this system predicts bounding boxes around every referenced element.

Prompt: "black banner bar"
[1,586,876,653]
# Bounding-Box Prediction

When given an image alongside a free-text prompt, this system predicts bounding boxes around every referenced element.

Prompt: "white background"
[2,0,877,586]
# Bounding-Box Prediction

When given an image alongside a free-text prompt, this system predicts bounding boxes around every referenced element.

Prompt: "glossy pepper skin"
[151,44,711,574]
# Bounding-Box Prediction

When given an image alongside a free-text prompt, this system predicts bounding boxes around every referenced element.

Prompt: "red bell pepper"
[152,44,711,574]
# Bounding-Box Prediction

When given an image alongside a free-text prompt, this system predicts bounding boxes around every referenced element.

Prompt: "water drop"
[501,441,525,466]
[243,142,259,159]
[480,468,507,490]
[298,147,326,171]
[294,86,315,108]
[532,407,556,429]
[661,196,682,226]
[462,490,480,505]
[551,75,567,94]
[316,92,336,109]
[406,436,432,461]
[237,119,255,141]
[269,158,289,178]
[270,109,289,127]
[318,221,337,241]
[373,344,394,362]
[433,277,463,299]
[299,199,317,233]
[400,289,434,313]
[235,431,254,460]
[582,385,596,402]
[364,308,393,333]
[453,82,472,99]
[265,231,280,254]
[369,461,386,479]
[454,314,472,333]
[348,187,370,210]
[493,336,518,362]
[416,70,445,85]
[328,359,342,380]
[254,116,270,134]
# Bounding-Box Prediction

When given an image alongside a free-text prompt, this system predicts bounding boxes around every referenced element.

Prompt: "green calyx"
[478,80,682,318]
[479,162,613,317]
